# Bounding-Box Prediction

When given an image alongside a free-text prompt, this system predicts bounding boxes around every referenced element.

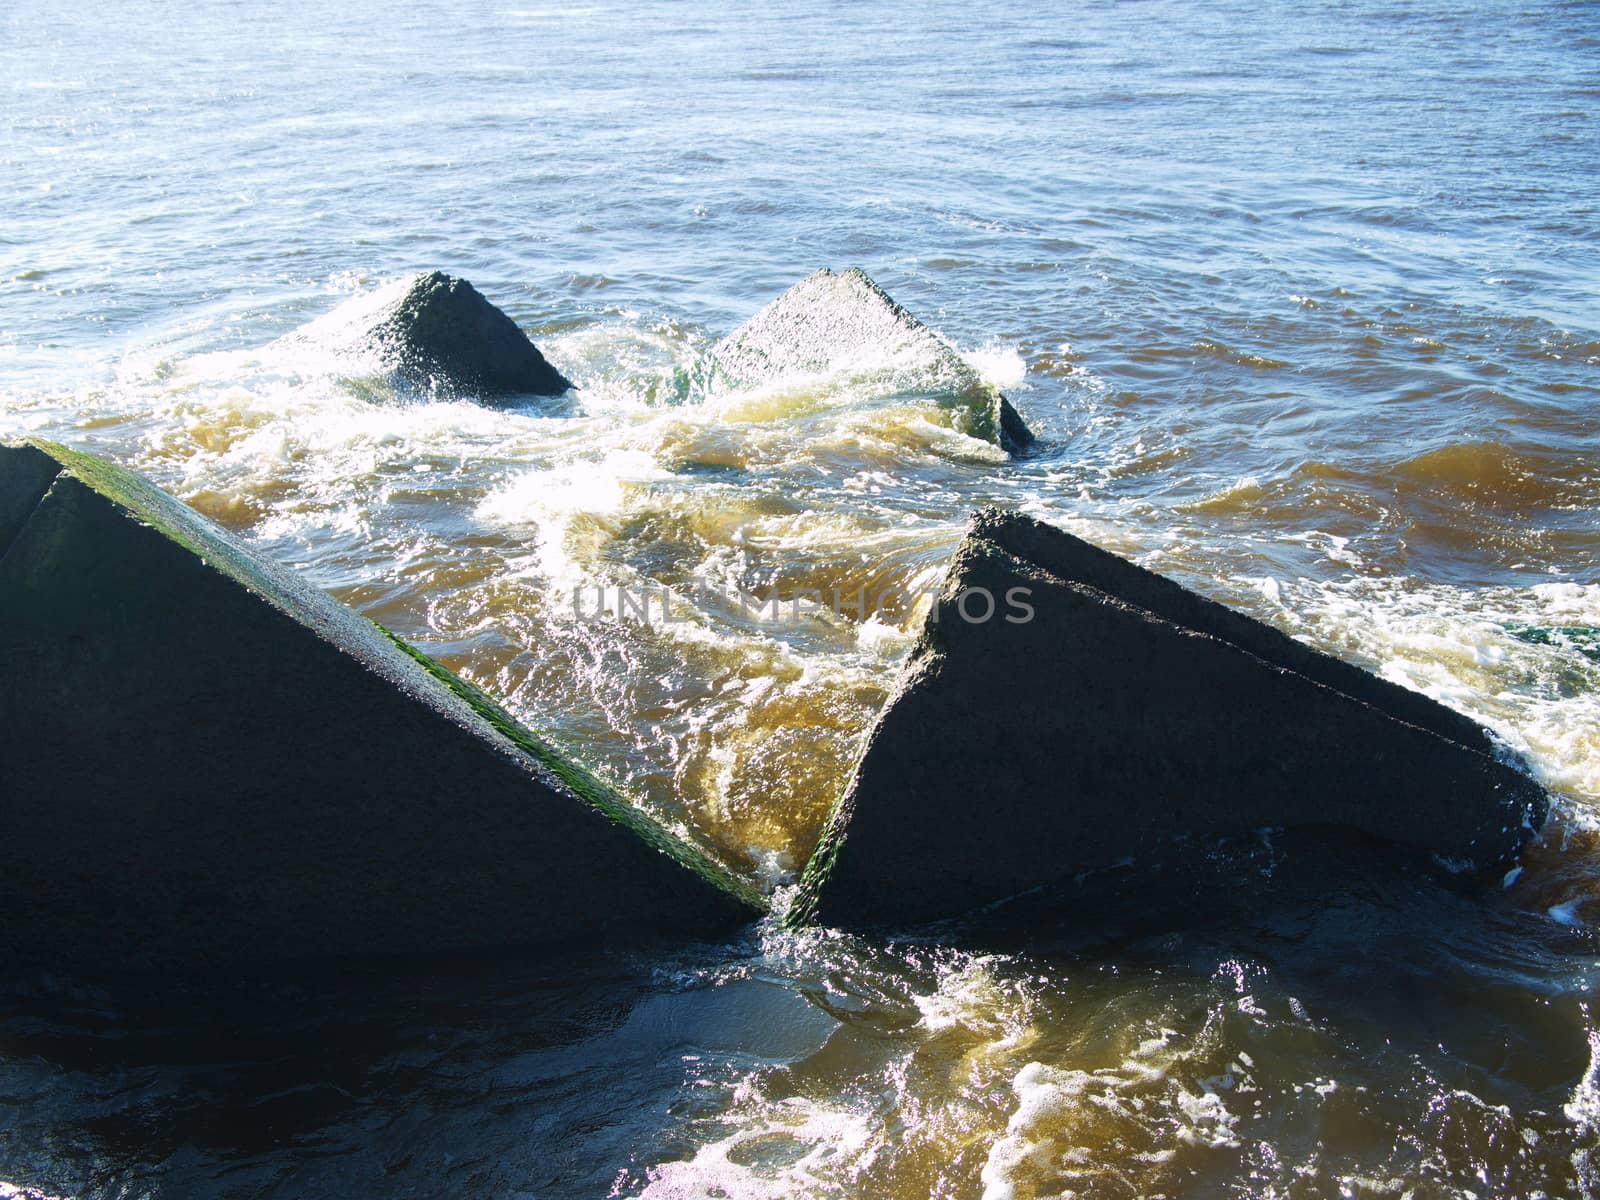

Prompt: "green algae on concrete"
[793,508,1549,930]
[0,438,760,972]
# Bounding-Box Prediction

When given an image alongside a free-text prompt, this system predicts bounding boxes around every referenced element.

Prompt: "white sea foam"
[0,1184,68,1200]
[961,342,1029,390]
[1268,575,1600,808]
[978,1054,1243,1200]
[1566,1011,1600,1197]
[633,1098,878,1200]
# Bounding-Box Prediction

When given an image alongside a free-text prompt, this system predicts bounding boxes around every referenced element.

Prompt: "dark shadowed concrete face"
[0,440,757,972]
[706,268,1035,454]
[369,271,572,400]
[0,441,61,556]
[803,508,1548,929]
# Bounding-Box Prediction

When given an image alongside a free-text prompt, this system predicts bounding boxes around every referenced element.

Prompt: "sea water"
[2,0,1598,1195]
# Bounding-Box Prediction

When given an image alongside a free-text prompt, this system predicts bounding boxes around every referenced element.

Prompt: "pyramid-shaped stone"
[705,269,1034,453]
[0,440,758,971]
[290,271,572,401]
[800,509,1548,927]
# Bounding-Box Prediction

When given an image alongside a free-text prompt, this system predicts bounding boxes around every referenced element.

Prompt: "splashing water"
[3,0,1599,1194]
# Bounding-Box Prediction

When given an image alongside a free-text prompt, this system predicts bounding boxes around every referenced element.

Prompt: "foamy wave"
[960,342,1029,390]
[479,450,671,525]
[0,1184,69,1200]
[634,1099,877,1200]
[979,1047,1243,1200]
[628,929,1045,1198]
[1287,576,1600,804]
[1566,1010,1600,1194]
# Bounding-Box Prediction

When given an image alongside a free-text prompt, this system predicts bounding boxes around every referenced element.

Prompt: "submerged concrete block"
[293,270,572,401]
[0,440,759,971]
[706,268,1035,453]
[800,508,1548,927]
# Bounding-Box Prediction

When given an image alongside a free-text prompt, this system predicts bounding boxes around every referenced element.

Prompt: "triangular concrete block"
[0,441,61,556]
[288,271,572,401]
[801,509,1548,927]
[705,269,1034,453]
[0,440,759,971]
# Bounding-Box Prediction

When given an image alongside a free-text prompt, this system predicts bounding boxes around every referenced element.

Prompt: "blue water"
[3,1,1600,1196]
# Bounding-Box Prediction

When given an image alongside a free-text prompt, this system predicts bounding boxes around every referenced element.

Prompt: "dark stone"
[800,508,1548,928]
[371,272,572,399]
[293,271,572,401]
[705,268,1035,454]
[0,441,60,558]
[0,439,759,972]
[996,394,1034,455]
